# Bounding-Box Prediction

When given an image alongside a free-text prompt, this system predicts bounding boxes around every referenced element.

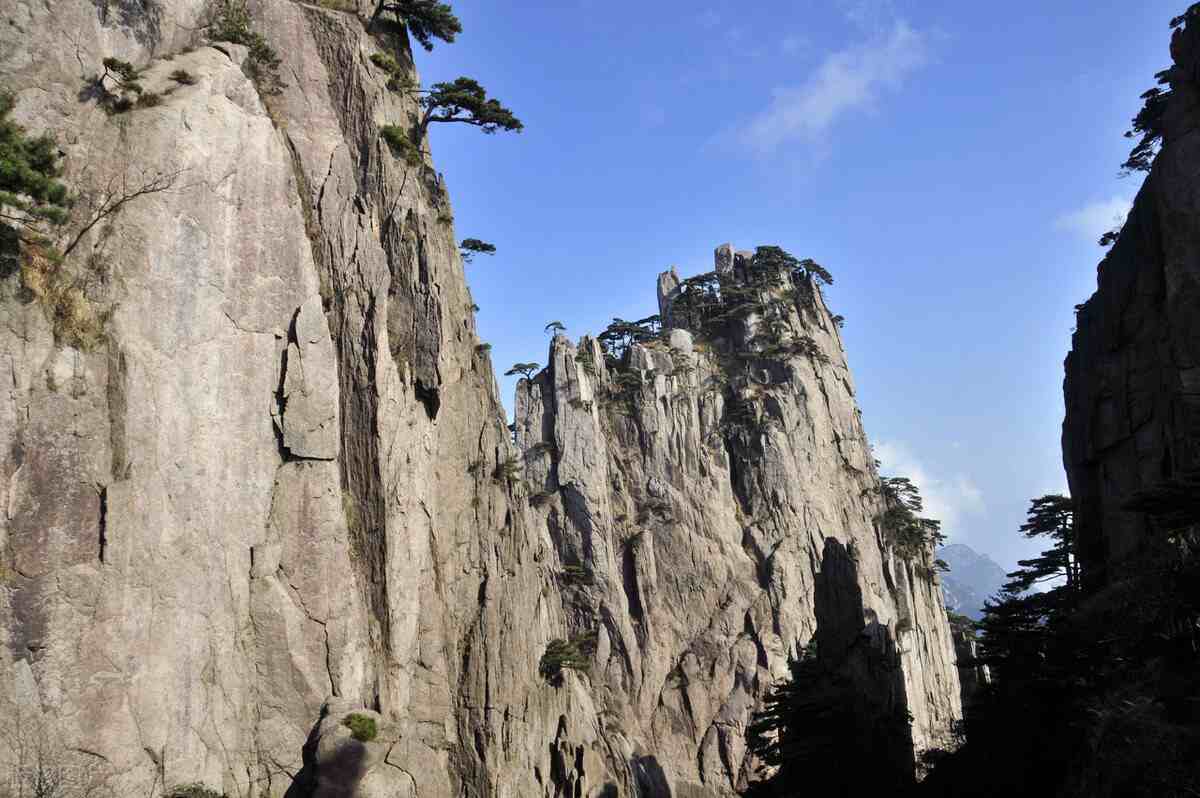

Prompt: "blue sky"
[416,0,1180,569]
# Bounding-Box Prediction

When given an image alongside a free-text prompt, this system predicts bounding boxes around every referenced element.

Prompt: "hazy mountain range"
[939,543,1009,620]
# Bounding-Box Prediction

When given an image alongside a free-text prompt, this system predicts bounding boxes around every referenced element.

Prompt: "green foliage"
[165,785,228,798]
[664,245,835,375]
[474,342,491,354]
[369,0,462,51]
[0,92,70,234]
[544,320,565,335]
[417,77,523,137]
[751,244,833,287]
[596,314,660,364]
[168,69,197,85]
[87,58,145,113]
[380,124,421,166]
[206,0,284,95]
[341,713,378,742]
[879,476,945,568]
[574,346,598,376]
[369,51,417,94]
[459,237,495,263]
[504,362,539,380]
[539,636,593,681]
[370,52,402,73]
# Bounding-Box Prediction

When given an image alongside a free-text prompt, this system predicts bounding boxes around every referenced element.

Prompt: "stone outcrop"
[950,628,989,707]
[514,248,962,793]
[0,2,961,796]
[1063,13,1200,589]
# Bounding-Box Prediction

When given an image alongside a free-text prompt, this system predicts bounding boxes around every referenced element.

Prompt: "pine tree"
[459,238,495,263]
[416,78,523,138]
[504,362,539,380]
[368,0,462,50]
[0,93,69,239]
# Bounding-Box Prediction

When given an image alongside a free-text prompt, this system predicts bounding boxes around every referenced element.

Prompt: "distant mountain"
[938,543,1008,620]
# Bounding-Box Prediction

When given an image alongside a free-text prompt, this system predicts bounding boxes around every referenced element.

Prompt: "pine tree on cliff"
[367,0,462,49]
[0,92,70,241]
[414,78,523,138]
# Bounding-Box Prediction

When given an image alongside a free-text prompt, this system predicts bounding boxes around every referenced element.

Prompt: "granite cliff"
[1063,9,1200,589]
[0,2,962,795]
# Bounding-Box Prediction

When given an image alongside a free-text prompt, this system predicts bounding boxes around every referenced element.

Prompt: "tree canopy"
[369,0,462,50]
[597,315,660,363]
[544,320,566,335]
[751,245,833,286]
[459,237,495,263]
[880,475,945,566]
[0,92,69,237]
[504,362,539,380]
[417,78,523,137]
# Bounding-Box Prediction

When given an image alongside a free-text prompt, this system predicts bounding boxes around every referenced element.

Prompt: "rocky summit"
[0,2,962,796]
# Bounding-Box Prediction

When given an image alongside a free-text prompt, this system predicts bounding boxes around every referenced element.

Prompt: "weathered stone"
[514,257,963,794]
[714,243,735,275]
[279,296,340,460]
[0,6,962,798]
[658,266,681,321]
[669,328,694,354]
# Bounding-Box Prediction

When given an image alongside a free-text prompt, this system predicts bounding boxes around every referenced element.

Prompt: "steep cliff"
[0,2,960,796]
[513,247,961,793]
[1063,10,1200,588]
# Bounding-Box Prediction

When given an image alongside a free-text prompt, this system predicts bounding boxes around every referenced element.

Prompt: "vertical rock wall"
[0,3,961,797]
[1063,14,1200,588]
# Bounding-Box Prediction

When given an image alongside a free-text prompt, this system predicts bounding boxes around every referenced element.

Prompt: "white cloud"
[1056,196,1133,242]
[739,20,929,155]
[875,441,985,546]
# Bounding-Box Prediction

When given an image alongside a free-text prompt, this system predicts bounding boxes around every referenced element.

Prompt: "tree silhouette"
[415,77,523,138]
[597,315,660,362]
[504,362,539,380]
[544,320,566,335]
[459,238,495,263]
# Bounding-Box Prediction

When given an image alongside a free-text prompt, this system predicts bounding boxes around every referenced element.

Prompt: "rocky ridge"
[0,2,961,796]
[513,246,962,793]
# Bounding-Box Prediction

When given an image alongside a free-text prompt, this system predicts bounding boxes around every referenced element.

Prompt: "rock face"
[950,628,989,707]
[1063,15,1200,590]
[514,250,962,793]
[0,3,961,797]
